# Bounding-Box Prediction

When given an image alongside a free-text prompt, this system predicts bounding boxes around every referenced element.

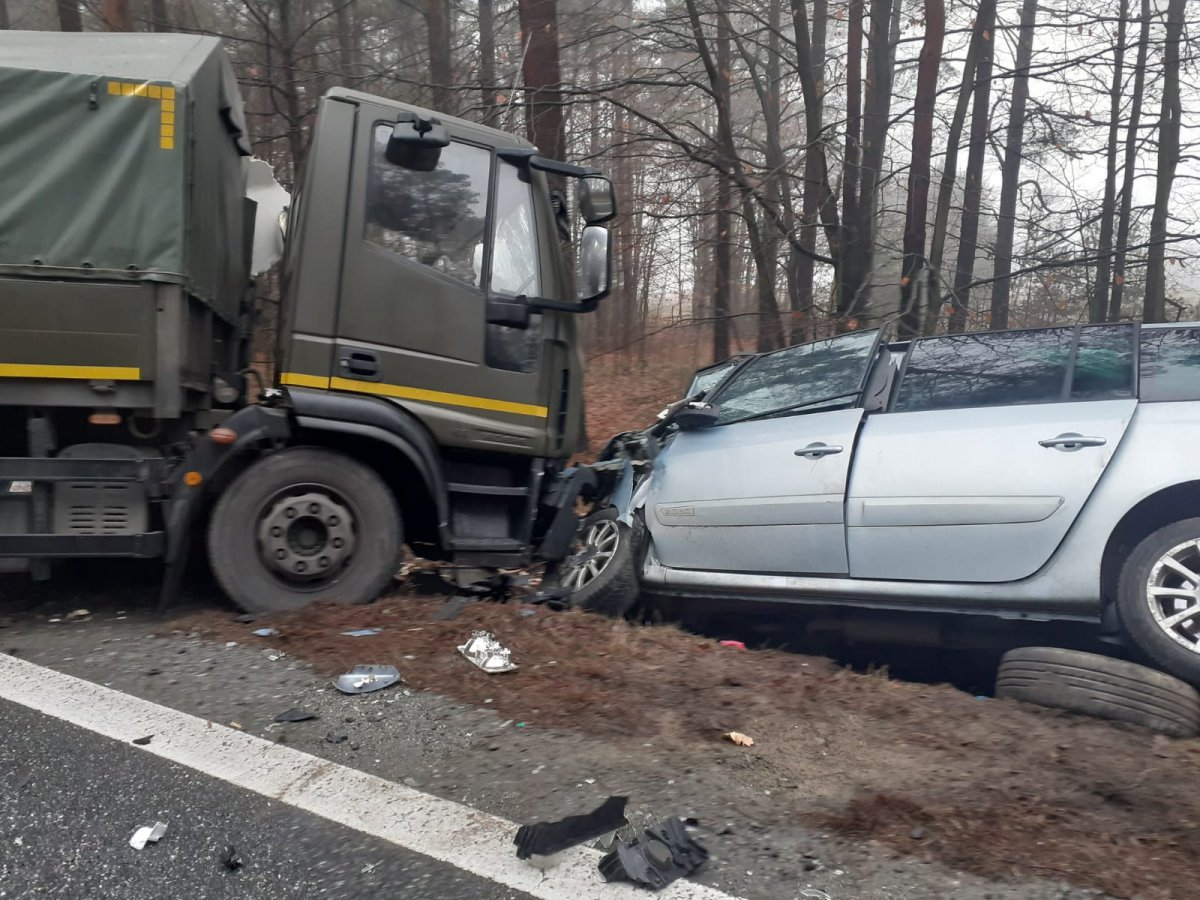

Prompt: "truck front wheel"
[207,448,403,614]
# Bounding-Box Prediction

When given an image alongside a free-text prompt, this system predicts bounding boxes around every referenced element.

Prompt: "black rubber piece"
[513,795,628,860]
[273,708,318,723]
[207,447,403,614]
[598,816,709,889]
[995,646,1200,738]
[545,508,640,618]
[1117,517,1200,685]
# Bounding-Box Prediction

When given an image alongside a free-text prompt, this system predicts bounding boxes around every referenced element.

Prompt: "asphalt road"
[0,698,532,900]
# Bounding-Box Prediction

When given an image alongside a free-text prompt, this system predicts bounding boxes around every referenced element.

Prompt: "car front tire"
[545,507,640,617]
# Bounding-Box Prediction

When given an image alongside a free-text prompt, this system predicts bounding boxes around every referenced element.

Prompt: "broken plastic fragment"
[514,796,628,860]
[274,708,318,723]
[65,608,90,621]
[132,735,153,746]
[129,821,168,850]
[598,817,708,889]
[725,731,754,747]
[252,627,279,637]
[342,628,381,637]
[718,640,747,650]
[333,664,401,695]
[263,649,285,661]
[222,844,244,871]
[458,631,517,673]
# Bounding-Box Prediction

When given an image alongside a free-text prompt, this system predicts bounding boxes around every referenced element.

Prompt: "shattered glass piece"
[514,796,628,860]
[598,817,709,889]
[341,628,381,637]
[333,664,401,695]
[129,821,168,850]
[458,631,517,673]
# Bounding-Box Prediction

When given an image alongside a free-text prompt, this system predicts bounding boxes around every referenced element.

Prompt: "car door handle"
[1038,433,1107,452]
[795,442,844,459]
[339,349,380,379]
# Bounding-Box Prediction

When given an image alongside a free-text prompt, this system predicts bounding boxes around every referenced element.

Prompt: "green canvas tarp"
[0,31,251,321]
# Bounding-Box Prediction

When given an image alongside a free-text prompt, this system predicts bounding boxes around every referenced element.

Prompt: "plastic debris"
[514,796,628,860]
[718,640,747,650]
[221,844,244,871]
[274,708,318,723]
[65,608,90,621]
[252,627,279,637]
[129,821,168,850]
[458,631,517,673]
[132,735,153,746]
[224,641,238,649]
[333,664,401,695]
[725,731,754,747]
[799,891,832,900]
[325,732,348,744]
[599,817,708,889]
[263,649,285,661]
[342,628,382,637]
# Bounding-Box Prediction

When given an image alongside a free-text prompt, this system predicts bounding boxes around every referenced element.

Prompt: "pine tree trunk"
[426,0,454,111]
[1089,0,1127,323]
[57,0,82,31]
[479,0,498,125]
[516,0,566,162]
[101,0,134,31]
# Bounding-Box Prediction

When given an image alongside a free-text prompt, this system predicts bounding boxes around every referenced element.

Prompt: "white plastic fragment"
[129,821,168,850]
[457,631,518,673]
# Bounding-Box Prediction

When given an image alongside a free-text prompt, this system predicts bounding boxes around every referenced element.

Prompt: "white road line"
[0,653,739,900]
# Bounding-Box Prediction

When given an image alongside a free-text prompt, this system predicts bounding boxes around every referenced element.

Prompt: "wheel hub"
[559,519,620,592]
[1145,538,1200,653]
[258,491,356,582]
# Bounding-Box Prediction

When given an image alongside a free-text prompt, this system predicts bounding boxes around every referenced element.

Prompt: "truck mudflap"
[159,404,291,607]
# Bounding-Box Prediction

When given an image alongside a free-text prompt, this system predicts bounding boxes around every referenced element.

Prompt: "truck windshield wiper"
[720,391,860,425]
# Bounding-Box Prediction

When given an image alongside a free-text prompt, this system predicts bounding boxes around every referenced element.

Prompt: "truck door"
[846,324,1137,582]
[645,330,881,575]
[331,110,555,455]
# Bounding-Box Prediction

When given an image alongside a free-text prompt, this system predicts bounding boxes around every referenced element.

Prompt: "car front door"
[645,329,882,575]
[846,324,1138,582]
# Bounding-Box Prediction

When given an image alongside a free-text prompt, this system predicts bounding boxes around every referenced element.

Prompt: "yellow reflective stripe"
[280,372,331,389]
[329,376,548,419]
[0,364,140,380]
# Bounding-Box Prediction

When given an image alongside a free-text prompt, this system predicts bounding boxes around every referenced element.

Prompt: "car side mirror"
[578,176,617,224]
[386,113,449,172]
[673,403,720,430]
[577,225,611,303]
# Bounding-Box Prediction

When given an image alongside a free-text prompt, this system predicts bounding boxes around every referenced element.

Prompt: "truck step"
[446,482,530,497]
[0,457,165,483]
[0,533,165,558]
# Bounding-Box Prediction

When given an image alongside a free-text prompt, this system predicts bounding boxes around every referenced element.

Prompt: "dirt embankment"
[177,594,1200,900]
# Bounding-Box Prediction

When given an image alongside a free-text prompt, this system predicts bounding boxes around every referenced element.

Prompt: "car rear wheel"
[544,508,640,617]
[1116,517,1200,686]
[207,447,403,614]
[996,646,1200,737]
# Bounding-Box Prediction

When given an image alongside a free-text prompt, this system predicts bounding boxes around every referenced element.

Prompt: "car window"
[365,126,489,287]
[1140,327,1200,401]
[1072,324,1135,401]
[894,328,1073,413]
[711,329,879,424]
[688,358,744,397]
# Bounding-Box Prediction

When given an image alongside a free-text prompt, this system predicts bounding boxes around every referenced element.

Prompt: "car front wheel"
[1117,517,1200,685]
[544,508,640,617]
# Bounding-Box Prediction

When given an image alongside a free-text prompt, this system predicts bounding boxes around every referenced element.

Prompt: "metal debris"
[598,817,708,890]
[333,664,401,695]
[458,631,518,673]
[514,796,628,860]
[274,708,318,723]
[725,731,754,747]
[129,821,168,850]
[341,628,381,637]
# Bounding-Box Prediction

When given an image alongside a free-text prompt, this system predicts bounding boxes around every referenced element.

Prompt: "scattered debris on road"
[64,609,90,622]
[274,707,318,723]
[718,640,746,650]
[129,821,168,850]
[514,795,628,861]
[333,664,401,695]
[252,627,279,637]
[458,631,517,673]
[725,731,754,747]
[325,732,348,744]
[341,628,382,637]
[598,816,708,889]
[132,735,153,746]
[221,844,243,871]
[263,648,285,661]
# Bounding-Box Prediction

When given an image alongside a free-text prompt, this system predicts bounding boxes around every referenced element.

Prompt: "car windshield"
[686,358,745,398]
[710,329,879,424]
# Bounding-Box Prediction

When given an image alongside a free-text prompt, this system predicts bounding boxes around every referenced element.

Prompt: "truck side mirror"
[577,225,611,303]
[578,176,617,224]
[386,113,450,172]
[486,296,532,329]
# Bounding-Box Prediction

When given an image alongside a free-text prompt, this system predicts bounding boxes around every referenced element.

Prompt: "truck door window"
[894,328,1073,412]
[1140,327,1200,401]
[365,126,489,287]
[708,329,879,424]
[484,160,543,374]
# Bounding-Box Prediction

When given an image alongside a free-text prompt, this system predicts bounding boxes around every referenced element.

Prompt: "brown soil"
[175,594,1200,900]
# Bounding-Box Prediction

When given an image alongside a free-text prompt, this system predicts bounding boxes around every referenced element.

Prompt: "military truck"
[0,32,616,613]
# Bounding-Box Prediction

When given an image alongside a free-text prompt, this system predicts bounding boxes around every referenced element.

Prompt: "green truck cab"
[0,32,614,612]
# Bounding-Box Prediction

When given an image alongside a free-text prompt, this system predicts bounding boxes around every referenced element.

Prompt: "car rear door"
[646,329,881,575]
[846,324,1138,582]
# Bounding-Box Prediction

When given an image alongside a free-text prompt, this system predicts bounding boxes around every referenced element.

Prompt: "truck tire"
[995,646,1200,738]
[207,448,403,614]
[545,508,640,618]
[1116,517,1200,686]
